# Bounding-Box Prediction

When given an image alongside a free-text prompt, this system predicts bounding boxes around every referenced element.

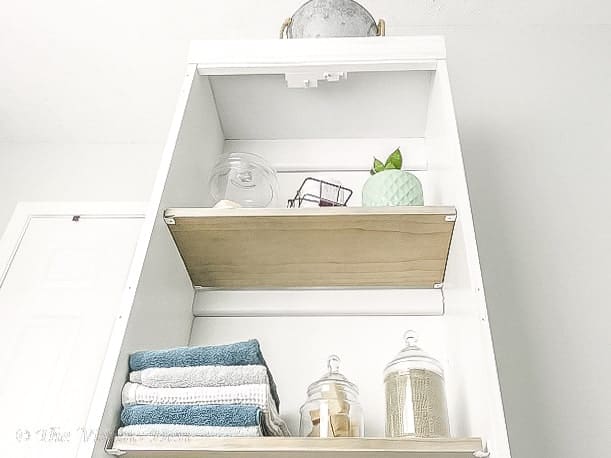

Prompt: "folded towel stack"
[118,339,289,438]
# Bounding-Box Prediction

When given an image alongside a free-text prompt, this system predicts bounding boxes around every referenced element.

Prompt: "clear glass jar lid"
[307,355,359,397]
[384,330,445,377]
[209,152,279,208]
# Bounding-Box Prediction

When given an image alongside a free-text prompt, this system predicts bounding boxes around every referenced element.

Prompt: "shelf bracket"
[434,283,443,289]
[105,438,127,456]
[445,215,457,222]
[164,216,176,225]
[473,440,490,458]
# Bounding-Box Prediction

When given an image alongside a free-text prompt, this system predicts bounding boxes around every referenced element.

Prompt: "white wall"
[0,143,159,232]
[1,1,610,457]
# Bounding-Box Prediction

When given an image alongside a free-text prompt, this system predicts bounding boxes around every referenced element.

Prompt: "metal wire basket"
[287,177,353,208]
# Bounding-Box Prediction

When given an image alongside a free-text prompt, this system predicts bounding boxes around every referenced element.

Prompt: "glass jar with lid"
[209,152,279,208]
[384,331,450,438]
[299,355,364,437]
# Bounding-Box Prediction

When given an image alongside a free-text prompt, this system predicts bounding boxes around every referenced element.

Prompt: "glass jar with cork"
[384,330,450,438]
[299,355,364,437]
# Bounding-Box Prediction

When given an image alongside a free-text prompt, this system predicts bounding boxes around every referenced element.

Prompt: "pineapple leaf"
[373,158,385,174]
[385,148,403,170]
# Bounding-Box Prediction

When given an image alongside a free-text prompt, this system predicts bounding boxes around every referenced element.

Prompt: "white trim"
[193,288,443,317]
[189,36,446,75]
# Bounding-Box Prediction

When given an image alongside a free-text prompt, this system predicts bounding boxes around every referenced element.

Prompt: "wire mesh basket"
[287,177,353,208]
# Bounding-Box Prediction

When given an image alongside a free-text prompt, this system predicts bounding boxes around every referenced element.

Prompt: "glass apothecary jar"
[209,152,279,208]
[299,355,364,437]
[384,331,450,438]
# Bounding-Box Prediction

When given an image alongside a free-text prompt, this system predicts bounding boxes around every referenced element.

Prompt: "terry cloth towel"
[120,404,289,437]
[117,424,261,437]
[129,365,268,388]
[121,404,259,427]
[122,383,268,408]
[129,340,279,409]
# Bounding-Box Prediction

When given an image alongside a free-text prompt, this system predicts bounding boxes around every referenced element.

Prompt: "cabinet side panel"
[86,67,225,458]
[424,63,510,456]
[164,74,225,207]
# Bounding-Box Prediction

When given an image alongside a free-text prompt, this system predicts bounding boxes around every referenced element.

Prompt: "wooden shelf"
[164,206,456,289]
[110,436,482,458]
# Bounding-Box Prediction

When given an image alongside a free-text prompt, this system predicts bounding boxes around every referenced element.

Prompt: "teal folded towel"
[129,339,279,408]
[121,404,261,427]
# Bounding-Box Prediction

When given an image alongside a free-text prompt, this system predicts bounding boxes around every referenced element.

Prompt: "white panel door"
[0,207,143,457]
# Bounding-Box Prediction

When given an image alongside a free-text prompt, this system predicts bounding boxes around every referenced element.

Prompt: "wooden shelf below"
[109,436,483,458]
[164,206,456,289]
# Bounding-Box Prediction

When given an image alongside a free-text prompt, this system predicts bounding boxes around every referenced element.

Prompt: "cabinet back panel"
[275,170,431,208]
[223,138,427,172]
[189,316,449,437]
[209,71,433,140]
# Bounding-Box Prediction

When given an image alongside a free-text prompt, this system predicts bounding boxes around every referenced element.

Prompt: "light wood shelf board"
[165,207,456,289]
[110,436,482,458]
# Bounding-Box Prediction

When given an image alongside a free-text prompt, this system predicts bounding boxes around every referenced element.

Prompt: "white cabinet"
[86,37,510,458]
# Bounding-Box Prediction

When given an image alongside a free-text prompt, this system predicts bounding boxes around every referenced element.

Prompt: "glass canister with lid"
[384,331,450,438]
[209,152,279,208]
[299,355,364,437]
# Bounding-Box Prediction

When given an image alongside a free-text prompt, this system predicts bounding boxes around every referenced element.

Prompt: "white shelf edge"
[110,436,483,454]
[197,61,438,76]
[189,37,446,74]
[193,288,443,317]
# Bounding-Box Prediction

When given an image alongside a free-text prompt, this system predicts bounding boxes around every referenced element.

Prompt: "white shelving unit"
[79,37,510,458]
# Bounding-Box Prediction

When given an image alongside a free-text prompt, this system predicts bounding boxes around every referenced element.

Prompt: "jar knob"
[403,330,419,348]
[327,354,341,373]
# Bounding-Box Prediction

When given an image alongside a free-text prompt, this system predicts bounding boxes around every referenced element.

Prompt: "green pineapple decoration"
[362,148,424,206]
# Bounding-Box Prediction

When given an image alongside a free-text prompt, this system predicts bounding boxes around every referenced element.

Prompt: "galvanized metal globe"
[287,0,379,38]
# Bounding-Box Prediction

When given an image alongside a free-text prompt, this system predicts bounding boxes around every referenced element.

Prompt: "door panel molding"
[0,202,147,287]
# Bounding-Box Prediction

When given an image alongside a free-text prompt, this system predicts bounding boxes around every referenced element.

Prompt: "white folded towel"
[117,424,262,437]
[129,365,268,388]
[122,383,268,408]
[121,382,290,436]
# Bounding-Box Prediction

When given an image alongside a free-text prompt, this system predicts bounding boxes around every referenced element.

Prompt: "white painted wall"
[1,1,610,457]
[0,144,159,234]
